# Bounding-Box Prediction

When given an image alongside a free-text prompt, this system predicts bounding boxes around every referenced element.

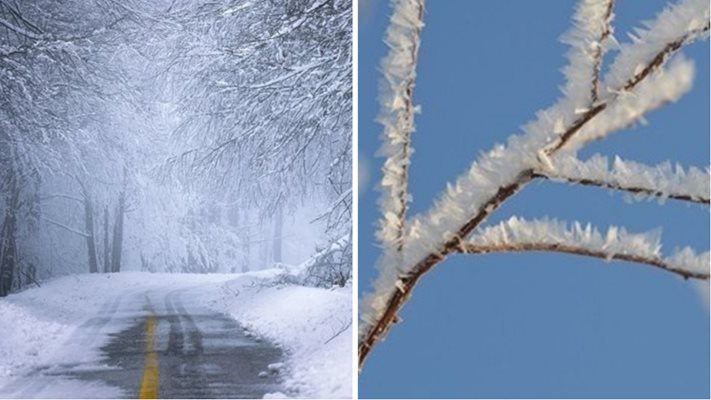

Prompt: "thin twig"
[591,0,615,103]
[622,23,710,92]
[42,216,90,238]
[379,0,426,255]
[532,171,711,205]
[19,269,41,288]
[458,242,708,281]
[393,0,424,254]
[324,320,352,345]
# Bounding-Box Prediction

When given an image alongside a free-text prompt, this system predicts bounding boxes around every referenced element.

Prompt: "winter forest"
[0,0,352,292]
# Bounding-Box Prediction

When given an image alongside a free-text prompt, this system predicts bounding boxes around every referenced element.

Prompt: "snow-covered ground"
[0,271,352,398]
[214,277,352,398]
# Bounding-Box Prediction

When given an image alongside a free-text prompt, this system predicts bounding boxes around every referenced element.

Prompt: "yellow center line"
[139,310,159,398]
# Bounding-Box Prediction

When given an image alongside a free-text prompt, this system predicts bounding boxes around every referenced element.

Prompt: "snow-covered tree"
[1,0,351,294]
[165,0,353,285]
[0,0,137,292]
[360,0,709,368]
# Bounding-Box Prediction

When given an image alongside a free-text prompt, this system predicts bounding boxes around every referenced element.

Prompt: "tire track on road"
[161,288,211,398]
[1,294,126,398]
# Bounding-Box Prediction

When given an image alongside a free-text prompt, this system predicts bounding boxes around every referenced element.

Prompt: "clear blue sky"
[358,1,709,398]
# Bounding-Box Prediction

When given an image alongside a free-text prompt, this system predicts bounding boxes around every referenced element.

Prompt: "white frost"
[543,153,710,203]
[665,247,711,276]
[377,0,425,255]
[468,216,709,276]
[565,54,695,151]
[602,0,709,93]
[470,216,663,259]
[560,0,614,105]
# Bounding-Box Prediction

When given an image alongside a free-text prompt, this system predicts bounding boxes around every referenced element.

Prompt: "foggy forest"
[0,0,351,292]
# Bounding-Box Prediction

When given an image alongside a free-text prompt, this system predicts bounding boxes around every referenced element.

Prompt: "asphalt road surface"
[0,287,284,399]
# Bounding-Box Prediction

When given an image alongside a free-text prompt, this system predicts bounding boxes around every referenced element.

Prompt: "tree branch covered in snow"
[602,0,709,92]
[545,0,709,155]
[561,0,615,106]
[41,217,90,238]
[563,54,695,152]
[461,217,709,280]
[360,0,710,369]
[536,154,710,204]
[377,0,424,257]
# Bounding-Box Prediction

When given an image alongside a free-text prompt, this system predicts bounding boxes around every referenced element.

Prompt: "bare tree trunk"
[83,198,98,273]
[0,213,17,297]
[261,219,270,269]
[0,166,19,297]
[111,195,124,272]
[103,205,110,273]
[243,221,250,273]
[110,169,127,273]
[273,204,283,264]
[228,204,239,273]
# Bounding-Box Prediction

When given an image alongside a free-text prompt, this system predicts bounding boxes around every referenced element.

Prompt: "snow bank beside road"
[0,302,68,379]
[214,278,352,398]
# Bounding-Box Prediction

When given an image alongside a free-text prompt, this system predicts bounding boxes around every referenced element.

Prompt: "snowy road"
[0,285,283,399]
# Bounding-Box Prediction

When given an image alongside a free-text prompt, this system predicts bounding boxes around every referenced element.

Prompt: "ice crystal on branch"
[565,54,695,152]
[540,154,710,204]
[561,0,615,105]
[377,0,425,258]
[602,0,709,94]
[465,217,709,280]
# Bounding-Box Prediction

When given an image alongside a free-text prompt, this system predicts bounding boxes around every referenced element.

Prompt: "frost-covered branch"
[546,0,709,154]
[561,54,694,152]
[360,0,710,369]
[377,0,424,255]
[39,193,85,204]
[536,154,710,204]
[42,217,90,238]
[461,217,709,280]
[561,0,615,105]
[603,0,709,92]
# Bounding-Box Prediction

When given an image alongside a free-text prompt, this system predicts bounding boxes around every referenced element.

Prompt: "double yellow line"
[139,309,159,398]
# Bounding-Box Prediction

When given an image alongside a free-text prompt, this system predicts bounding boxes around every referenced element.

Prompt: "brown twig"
[544,103,607,155]
[532,171,711,205]
[591,0,615,103]
[390,0,425,254]
[458,242,708,281]
[622,23,710,92]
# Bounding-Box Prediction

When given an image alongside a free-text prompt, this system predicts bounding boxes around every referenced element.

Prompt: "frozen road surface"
[0,285,284,399]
